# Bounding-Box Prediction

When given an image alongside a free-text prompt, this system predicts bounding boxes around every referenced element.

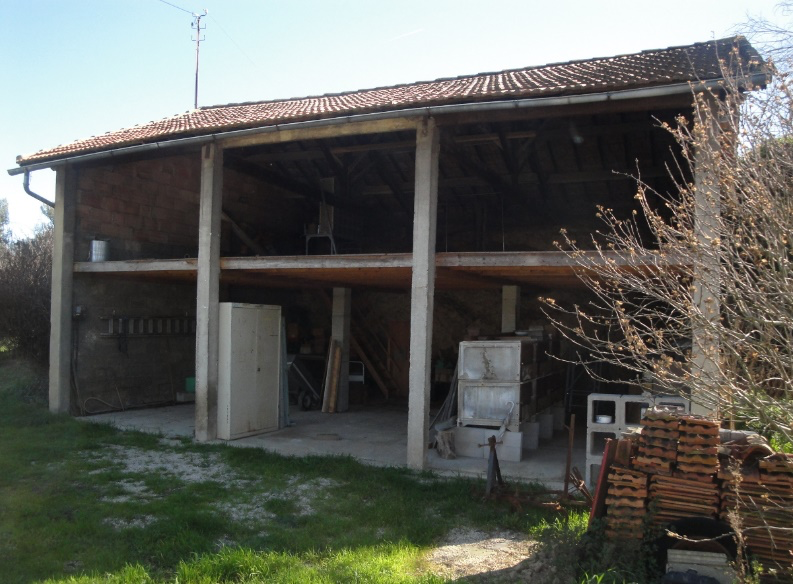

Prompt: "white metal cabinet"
[218,303,282,440]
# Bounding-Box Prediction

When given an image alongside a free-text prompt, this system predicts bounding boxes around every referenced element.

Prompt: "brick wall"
[72,274,196,415]
[75,154,202,261]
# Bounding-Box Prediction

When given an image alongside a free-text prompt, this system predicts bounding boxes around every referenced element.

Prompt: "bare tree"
[543,47,792,445]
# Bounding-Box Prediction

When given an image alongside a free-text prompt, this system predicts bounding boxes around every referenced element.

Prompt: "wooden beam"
[359,167,663,196]
[221,209,266,255]
[225,155,336,205]
[220,117,419,150]
[369,150,412,216]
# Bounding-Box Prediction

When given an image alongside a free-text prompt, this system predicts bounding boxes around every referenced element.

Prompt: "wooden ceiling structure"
[74,96,691,291]
[18,37,766,292]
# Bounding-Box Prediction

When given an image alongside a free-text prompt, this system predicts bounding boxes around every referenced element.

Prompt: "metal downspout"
[23,169,55,208]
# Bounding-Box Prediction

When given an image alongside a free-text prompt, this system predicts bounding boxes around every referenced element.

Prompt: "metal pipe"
[7,73,767,177]
[23,169,55,208]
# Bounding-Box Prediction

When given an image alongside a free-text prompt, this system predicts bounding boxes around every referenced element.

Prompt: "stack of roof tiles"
[650,474,720,524]
[676,417,721,477]
[603,467,647,539]
[633,410,679,475]
[597,410,793,577]
[720,453,793,576]
[647,417,721,524]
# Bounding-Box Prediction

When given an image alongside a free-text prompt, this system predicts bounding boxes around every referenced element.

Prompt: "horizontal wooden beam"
[359,167,665,196]
[75,250,680,275]
[220,118,419,150]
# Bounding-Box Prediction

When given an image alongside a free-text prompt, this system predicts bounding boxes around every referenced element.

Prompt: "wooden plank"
[589,438,618,525]
[327,342,342,414]
[321,340,340,413]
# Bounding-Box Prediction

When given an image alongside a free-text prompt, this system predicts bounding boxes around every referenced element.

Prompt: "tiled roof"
[18,36,764,165]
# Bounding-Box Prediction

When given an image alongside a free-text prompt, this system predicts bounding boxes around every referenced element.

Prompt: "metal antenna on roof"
[191,9,208,109]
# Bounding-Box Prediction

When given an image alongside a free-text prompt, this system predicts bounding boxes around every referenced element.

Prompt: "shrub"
[0,225,53,362]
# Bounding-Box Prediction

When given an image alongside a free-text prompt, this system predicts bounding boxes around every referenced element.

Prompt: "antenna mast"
[191,9,207,109]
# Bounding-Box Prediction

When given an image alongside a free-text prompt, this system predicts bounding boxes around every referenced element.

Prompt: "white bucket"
[90,240,109,262]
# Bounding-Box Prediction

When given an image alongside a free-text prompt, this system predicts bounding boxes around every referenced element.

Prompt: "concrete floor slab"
[82,403,587,490]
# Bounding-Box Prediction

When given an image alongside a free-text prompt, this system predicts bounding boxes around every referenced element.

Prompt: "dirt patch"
[103,515,157,531]
[90,445,341,525]
[425,527,561,583]
[95,445,244,486]
[101,478,151,503]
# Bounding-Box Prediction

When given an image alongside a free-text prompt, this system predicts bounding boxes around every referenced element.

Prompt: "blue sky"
[1,0,786,237]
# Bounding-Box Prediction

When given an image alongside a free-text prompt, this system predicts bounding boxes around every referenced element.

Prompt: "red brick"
[99,223,133,239]
[121,201,141,215]
[124,214,142,228]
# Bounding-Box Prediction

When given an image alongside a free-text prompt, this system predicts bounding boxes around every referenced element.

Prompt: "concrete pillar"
[501,285,520,333]
[332,287,351,412]
[407,117,440,469]
[195,144,223,441]
[691,97,721,417]
[49,166,77,414]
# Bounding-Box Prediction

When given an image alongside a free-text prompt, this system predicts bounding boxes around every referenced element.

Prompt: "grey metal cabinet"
[457,339,538,430]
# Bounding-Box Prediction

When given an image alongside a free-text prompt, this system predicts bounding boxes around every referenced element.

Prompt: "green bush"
[0,224,53,362]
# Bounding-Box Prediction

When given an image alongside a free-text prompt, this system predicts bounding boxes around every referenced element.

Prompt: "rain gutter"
[7,74,768,177]
[23,169,55,208]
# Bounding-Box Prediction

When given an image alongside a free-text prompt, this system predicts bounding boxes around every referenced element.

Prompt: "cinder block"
[654,395,690,414]
[587,393,620,425]
[454,426,488,458]
[586,458,602,488]
[494,430,523,462]
[586,429,618,456]
[520,421,539,450]
[622,396,653,426]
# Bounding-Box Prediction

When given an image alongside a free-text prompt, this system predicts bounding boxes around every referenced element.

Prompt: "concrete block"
[552,404,566,431]
[454,426,487,459]
[587,393,621,426]
[494,430,522,462]
[538,412,554,440]
[586,428,618,456]
[520,421,539,450]
[585,458,602,488]
[622,396,653,426]
[654,395,690,414]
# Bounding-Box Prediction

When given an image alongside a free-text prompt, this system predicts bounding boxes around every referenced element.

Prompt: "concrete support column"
[407,117,440,470]
[501,285,520,334]
[691,97,722,416]
[49,166,77,414]
[195,144,223,441]
[332,287,351,413]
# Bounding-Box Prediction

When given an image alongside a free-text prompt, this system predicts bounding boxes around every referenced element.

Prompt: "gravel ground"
[91,439,569,581]
[424,527,565,583]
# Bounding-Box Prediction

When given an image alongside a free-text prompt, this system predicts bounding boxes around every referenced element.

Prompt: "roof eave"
[8,73,769,177]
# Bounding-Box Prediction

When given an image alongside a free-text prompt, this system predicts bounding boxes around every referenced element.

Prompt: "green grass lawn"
[0,351,585,584]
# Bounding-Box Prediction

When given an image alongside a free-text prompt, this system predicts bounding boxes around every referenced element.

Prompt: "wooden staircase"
[317,291,408,399]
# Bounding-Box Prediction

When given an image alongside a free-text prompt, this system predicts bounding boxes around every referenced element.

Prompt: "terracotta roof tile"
[17,36,765,165]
